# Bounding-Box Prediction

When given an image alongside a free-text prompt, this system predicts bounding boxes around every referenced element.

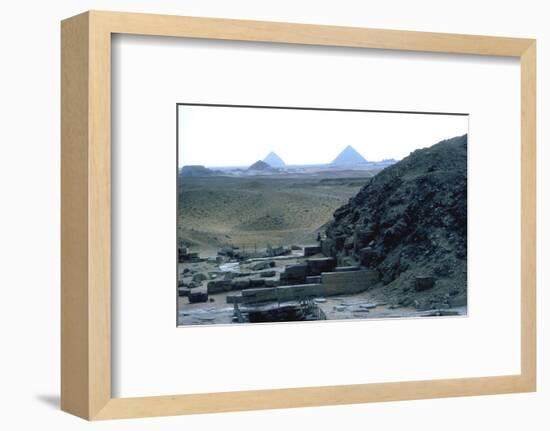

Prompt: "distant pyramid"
[263,152,286,167]
[331,145,367,165]
[248,160,272,171]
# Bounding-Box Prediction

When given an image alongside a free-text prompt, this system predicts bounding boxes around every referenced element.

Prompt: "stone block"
[281,263,308,283]
[188,291,208,303]
[335,266,361,272]
[303,245,321,257]
[306,257,336,276]
[207,279,232,294]
[414,276,436,292]
[321,270,379,296]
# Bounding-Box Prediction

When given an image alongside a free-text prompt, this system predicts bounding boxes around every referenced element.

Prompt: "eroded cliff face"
[323,134,468,309]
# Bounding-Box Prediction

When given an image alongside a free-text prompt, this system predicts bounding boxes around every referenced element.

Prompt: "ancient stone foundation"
[306,257,336,275]
[226,269,379,304]
[321,270,379,296]
[227,284,323,304]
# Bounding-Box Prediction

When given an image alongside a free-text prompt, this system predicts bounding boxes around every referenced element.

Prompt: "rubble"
[245,302,325,323]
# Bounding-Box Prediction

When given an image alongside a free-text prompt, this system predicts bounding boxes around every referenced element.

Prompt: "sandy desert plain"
[177,170,372,255]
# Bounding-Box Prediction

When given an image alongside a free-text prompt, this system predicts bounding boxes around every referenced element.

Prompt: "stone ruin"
[178,243,380,319]
[178,247,202,263]
[226,269,379,305]
[177,240,458,323]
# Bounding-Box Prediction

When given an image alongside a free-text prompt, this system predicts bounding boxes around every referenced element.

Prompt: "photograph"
[177,104,468,325]
[2,2,538,426]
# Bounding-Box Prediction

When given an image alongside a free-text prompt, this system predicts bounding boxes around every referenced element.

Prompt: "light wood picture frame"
[61,10,536,421]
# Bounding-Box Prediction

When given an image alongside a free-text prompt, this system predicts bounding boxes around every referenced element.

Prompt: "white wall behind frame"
[3,1,549,430]
[112,34,521,397]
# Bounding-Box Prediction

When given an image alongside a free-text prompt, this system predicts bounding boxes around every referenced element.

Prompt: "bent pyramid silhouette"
[263,152,286,167]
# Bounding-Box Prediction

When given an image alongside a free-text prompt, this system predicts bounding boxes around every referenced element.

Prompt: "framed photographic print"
[61,10,536,420]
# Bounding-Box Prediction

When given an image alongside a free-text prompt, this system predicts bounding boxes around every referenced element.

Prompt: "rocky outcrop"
[323,134,468,309]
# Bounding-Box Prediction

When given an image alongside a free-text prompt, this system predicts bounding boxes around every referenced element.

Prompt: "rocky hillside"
[323,134,468,310]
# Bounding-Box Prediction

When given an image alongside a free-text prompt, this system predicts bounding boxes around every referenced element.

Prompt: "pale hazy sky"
[177,105,468,168]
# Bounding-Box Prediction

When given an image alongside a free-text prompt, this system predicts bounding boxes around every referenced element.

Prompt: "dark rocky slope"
[322,134,467,310]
